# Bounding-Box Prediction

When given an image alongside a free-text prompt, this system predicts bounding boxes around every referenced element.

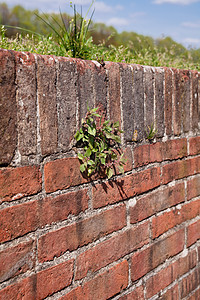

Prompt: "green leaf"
[100,157,106,165]
[74,130,82,141]
[78,153,84,160]
[88,160,95,166]
[88,126,96,136]
[85,147,92,157]
[106,167,114,179]
[80,164,86,173]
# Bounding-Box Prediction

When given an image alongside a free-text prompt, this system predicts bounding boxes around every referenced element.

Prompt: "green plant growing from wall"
[145,122,157,140]
[74,106,126,179]
[35,1,95,59]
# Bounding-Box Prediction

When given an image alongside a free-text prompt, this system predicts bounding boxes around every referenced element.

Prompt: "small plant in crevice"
[74,106,126,179]
[145,122,157,140]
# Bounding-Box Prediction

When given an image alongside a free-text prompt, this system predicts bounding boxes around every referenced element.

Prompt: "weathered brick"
[0,201,39,243]
[187,175,200,200]
[172,249,197,279]
[44,157,88,193]
[143,66,154,131]
[146,249,197,297]
[187,288,200,300]
[173,69,190,136]
[131,229,185,280]
[61,260,128,300]
[36,54,58,155]
[123,147,133,172]
[39,188,89,226]
[56,57,77,151]
[134,138,187,168]
[152,199,200,238]
[162,138,187,160]
[160,284,179,300]
[75,221,149,280]
[36,260,74,299]
[146,265,173,298]
[189,136,200,156]
[187,219,200,246]
[76,60,95,125]
[181,70,191,133]
[130,182,185,224]
[119,286,145,300]
[0,260,74,300]
[191,70,199,131]
[15,51,37,156]
[0,165,42,203]
[0,240,35,283]
[0,276,36,300]
[0,49,17,165]
[180,266,200,298]
[93,166,161,208]
[164,67,173,136]
[162,157,200,184]
[133,65,144,141]
[120,63,134,141]
[92,61,107,114]
[38,204,126,262]
[105,62,121,126]
[155,68,164,137]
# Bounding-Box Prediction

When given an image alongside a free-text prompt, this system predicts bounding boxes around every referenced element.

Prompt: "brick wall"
[0,48,200,299]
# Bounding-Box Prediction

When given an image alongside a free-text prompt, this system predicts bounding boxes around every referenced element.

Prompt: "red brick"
[146,249,197,298]
[0,201,39,243]
[187,219,200,246]
[134,139,187,168]
[189,136,200,155]
[36,260,74,299]
[172,249,197,279]
[39,188,89,226]
[152,199,200,238]
[0,276,36,300]
[75,221,149,280]
[187,175,200,200]
[123,147,133,172]
[0,240,35,283]
[160,284,179,300]
[131,229,185,280]
[0,260,74,300]
[180,266,200,298]
[38,204,126,262]
[146,265,173,298]
[187,288,200,300]
[119,286,145,300]
[61,260,128,300]
[130,182,185,224]
[134,142,162,168]
[93,167,161,208]
[0,165,42,202]
[162,157,200,184]
[44,157,88,193]
[162,138,187,160]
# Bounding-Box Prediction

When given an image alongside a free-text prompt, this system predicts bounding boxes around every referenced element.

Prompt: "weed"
[74,106,126,179]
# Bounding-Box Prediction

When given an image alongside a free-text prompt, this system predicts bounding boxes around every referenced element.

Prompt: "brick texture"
[0,52,200,300]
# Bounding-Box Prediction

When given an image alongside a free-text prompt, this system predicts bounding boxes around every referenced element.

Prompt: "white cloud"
[94,1,113,12]
[153,0,200,4]
[130,12,146,18]
[183,37,200,44]
[182,21,200,28]
[106,17,129,27]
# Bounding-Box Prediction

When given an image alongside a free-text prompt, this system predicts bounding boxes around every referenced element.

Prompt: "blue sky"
[3,0,200,48]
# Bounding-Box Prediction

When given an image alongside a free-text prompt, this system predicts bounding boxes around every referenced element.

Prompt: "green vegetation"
[0,2,200,70]
[74,107,126,179]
